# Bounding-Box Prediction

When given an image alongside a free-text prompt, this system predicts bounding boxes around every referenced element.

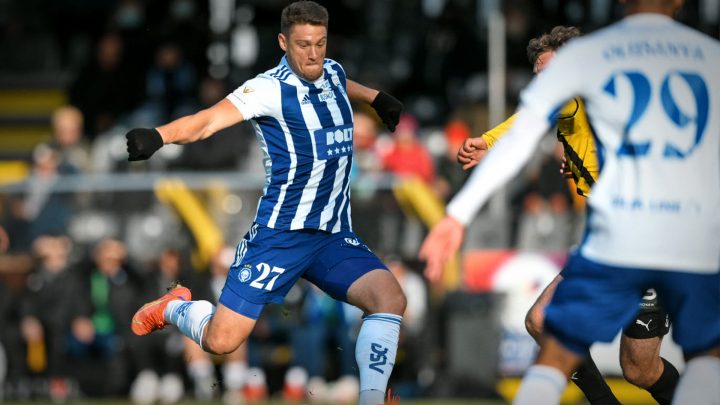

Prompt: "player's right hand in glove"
[456,137,488,170]
[371,91,403,132]
[126,128,164,161]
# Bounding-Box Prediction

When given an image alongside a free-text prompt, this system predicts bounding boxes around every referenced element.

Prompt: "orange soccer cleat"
[375,388,400,405]
[386,388,400,405]
[131,283,191,336]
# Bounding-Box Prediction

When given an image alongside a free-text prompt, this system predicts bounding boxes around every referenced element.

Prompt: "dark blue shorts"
[545,253,720,356]
[219,223,387,319]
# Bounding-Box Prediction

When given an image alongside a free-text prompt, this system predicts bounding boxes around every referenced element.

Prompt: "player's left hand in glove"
[371,91,403,132]
[126,128,164,161]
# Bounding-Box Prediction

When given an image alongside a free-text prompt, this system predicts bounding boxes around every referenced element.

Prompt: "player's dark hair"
[281,1,329,36]
[527,26,582,65]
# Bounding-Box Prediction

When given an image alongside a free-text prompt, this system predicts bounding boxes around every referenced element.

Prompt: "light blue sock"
[355,313,402,405]
[513,365,567,405]
[164,300,215,349]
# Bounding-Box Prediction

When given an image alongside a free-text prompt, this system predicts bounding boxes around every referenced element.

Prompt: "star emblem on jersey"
[243,86,254,94]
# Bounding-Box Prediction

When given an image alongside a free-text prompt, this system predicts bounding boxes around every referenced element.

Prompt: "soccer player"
[420,0,720,404]
[126,2,405,405]
[450,26,679,405]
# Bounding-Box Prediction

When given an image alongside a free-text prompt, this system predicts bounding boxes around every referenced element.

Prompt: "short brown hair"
[526,26,581,65]
[281,1,329,36]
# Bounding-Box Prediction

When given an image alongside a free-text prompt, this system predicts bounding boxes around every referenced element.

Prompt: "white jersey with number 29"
[447,14,720,273]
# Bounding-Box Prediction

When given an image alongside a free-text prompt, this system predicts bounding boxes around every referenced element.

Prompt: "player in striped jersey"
[451,26,679,405]
[126,2,404,404]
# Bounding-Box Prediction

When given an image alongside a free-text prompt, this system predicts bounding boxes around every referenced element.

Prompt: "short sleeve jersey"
[226,57,355,233]
[520,14,720,273]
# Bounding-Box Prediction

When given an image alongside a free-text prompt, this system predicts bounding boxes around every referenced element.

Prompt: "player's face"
[278,23,327,82]
[533,51,555,74]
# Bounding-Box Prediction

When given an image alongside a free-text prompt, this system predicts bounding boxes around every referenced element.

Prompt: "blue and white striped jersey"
[227,57,354,233]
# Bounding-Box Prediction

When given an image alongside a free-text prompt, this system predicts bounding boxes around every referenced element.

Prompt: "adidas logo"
[301,94,312,105]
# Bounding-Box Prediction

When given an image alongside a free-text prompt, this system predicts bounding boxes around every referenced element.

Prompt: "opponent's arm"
[449,107,550,225]
[126,99,244,161]
[347,79,403,132]
[456,114,518,170]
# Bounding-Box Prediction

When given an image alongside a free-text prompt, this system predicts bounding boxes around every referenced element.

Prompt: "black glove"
[126,128,164,161]
[371,91,403,132]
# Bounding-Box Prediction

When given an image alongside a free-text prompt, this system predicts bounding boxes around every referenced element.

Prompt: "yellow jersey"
[481,98,598,197]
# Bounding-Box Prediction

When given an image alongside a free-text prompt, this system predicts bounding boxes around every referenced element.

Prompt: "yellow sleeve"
[481,114,517,148]
[557,99,599,197]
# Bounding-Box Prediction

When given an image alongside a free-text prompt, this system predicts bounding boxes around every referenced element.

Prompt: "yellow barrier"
[497,377,658,404]
[154,179,224,271]
[392,177,459,290]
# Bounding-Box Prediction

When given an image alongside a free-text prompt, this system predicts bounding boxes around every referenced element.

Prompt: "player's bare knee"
[369,288,406,315]
[387,289,407,315]
[524,307,544,341]
[204,333,244,355]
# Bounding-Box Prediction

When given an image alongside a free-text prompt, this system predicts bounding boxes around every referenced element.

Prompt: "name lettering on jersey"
[315,124,353,159]
[603,40,705,61]
[612,197,683,213]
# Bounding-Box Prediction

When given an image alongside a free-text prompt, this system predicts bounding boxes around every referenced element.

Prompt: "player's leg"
[514,254,646,405]
[526,273,620,405]
[673,347,720,405]
[349,269,406,405]
[620,335,678,405]
[514,335,584,405]
[524,273,562,341]
[619,290,678,405]
[652,271,720,405]
[305,233,405,405]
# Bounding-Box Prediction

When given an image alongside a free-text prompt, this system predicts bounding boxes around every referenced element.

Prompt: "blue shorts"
[219,223,387,319]
[545,253,720,356]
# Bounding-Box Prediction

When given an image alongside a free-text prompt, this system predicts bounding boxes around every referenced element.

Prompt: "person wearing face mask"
[125,2,404,404]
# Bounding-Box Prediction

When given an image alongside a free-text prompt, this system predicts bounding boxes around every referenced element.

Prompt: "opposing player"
[126,2,405,404]
[450,26,679,405]
[420,0,720,404]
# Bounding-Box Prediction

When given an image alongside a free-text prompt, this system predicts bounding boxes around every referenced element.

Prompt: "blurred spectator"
[433,119,472,202]
[173,77,254,171]
[386,256,428,397]
[136,42,197,125]
[68,239,142,397]
[181,247,251,404]
[129,248,188,405]
[514,143,574,251]
[6,145,74,250]
[19,235,79,401]
[282,281,362,404]
[378,114,436,256]
[350,109,385,250]
[46,106,91,174]
[69,32,141,137]
[380,113,435,185]
[351,109,383,180]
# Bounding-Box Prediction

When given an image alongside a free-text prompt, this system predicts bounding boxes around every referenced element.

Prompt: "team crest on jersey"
[239,267,252,283]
